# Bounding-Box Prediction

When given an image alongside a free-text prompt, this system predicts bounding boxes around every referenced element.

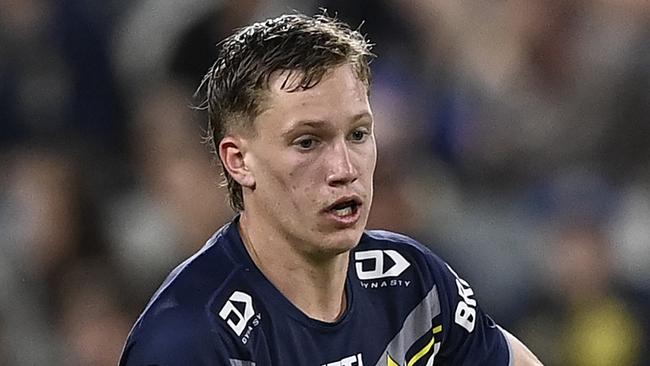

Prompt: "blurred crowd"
[1,0,649,365]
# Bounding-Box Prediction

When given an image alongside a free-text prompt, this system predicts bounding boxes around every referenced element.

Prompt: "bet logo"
[354,250,410,280]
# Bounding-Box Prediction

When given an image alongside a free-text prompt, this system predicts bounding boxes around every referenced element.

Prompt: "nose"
[326,140,358,186]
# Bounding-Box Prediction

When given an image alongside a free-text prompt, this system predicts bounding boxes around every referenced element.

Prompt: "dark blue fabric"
[120,217,509,365]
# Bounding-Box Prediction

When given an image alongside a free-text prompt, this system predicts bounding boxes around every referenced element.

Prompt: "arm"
[500,326,544,365]
[119,311,232,366]
[427,253,542,365]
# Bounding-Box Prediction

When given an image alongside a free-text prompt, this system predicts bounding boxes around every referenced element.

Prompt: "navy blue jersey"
[120,217,512,365]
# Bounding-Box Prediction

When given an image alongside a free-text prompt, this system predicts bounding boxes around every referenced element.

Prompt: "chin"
[322,226,364,254]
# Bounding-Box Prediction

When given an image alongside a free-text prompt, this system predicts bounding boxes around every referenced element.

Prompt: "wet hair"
[197,12,374,211]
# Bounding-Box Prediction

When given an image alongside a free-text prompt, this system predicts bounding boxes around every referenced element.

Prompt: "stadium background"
[1,0,649,364]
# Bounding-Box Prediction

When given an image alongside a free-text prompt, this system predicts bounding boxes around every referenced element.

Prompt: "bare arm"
[500,326,544,365]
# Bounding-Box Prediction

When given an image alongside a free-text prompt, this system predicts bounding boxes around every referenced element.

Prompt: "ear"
[219,135,255,188]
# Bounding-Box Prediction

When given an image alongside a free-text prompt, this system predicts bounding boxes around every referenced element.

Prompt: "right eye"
[293,136,318,151]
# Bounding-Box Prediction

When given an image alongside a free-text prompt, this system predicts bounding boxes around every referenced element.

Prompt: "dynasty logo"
[219,290,262,344]
[322,353,363,366]
[355,250,411,288]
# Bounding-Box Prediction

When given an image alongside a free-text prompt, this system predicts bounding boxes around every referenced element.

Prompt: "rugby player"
[120,13,542,365]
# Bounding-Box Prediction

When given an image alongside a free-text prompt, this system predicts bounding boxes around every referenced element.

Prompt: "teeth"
[333,206,353,217]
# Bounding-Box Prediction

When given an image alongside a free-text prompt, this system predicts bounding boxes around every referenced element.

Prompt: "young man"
[120,13,542,365]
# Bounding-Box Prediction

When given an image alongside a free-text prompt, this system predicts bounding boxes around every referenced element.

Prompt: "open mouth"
[327,197,362,218]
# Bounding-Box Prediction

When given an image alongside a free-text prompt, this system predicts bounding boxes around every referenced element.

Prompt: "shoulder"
[120,225,244,364]
[361,229,442,258]
[145,225,241,312]
[359,229,449,275]
[120,303,223,365]
[355,229,458,308]
[360,230,471,304]
[359,230,512,364]
[357,229,477,328]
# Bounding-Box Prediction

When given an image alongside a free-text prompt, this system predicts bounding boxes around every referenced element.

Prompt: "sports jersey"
[120,216,512,365]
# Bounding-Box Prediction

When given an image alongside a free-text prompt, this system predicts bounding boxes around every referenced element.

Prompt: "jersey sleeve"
[119,310,232,366]
[428,254,512,365]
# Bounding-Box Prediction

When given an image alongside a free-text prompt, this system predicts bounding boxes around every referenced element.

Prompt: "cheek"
[279,160,321,203]
[356,144,378,176]
[369,139,378,170]
[365,158,375,180]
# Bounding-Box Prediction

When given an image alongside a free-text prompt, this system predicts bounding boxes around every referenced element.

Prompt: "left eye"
[350,130,367,141]
[298,138,315,149]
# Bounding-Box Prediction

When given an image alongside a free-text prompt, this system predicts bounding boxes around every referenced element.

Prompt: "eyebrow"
[281,112,373,138]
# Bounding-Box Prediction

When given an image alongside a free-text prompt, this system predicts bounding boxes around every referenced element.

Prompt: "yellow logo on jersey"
[387,325,443,366]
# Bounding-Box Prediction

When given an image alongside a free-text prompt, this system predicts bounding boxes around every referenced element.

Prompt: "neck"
[239,212,349,322]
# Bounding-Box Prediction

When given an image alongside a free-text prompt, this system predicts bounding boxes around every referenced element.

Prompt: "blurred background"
[1,0,649,364]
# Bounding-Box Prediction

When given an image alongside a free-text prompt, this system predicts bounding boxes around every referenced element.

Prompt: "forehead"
[256,65,371,127]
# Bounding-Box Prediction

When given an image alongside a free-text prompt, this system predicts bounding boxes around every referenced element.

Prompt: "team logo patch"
[387,324,443,366]
[354,250,410,280]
